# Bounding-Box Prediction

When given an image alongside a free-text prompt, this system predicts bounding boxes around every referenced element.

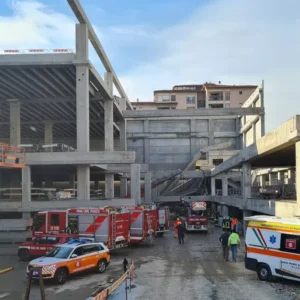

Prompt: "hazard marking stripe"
[85,215,107,233]
[247,246,300,261]
[257,228,268,249]
[130,212,142,224]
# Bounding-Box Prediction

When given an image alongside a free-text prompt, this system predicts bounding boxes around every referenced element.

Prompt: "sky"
[0,0,299,132]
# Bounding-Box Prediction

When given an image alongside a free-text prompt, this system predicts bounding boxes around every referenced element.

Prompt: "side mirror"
[71,254,78,259]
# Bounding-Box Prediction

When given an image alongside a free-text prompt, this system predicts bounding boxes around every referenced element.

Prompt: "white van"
[245,215,300,282]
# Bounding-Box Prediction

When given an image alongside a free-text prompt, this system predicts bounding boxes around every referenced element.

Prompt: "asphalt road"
[0,226,299,300]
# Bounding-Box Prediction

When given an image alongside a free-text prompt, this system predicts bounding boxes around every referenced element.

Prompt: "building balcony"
[209,96,223,101]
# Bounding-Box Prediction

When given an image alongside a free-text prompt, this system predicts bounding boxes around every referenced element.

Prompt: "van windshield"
[46,246,73,259]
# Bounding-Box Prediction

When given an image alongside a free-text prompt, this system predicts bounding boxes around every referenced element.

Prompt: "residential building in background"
[131,83,257,110]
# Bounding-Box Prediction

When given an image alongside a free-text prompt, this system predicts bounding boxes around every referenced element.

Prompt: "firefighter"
[174,218,182,238]
[231,217,238,232]
[176,222,185,244]
[123,258,129,273]
[222,216,231,231]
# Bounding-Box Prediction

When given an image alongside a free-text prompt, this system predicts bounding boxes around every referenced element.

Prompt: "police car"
[26,240,110,284]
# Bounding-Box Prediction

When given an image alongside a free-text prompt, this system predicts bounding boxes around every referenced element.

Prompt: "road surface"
[0,226,299,299]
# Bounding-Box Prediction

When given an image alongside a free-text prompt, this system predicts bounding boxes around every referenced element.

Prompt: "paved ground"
[0,226,299,299]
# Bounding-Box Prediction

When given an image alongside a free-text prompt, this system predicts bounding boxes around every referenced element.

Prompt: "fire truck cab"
[185,202,208,232]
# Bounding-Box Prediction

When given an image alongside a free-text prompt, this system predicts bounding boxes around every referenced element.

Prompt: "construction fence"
[86,261,135,300]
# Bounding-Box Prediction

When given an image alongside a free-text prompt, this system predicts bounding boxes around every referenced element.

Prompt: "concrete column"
[269,173,277,185]
[120,176,128,197]
[288,168,296,184]
[76,23,89,151]
[119,98,127,151]
[222,173,228,196]
[190,119,197,158]
[252,122,256,143]
[69,174,75,190]
[44,121,53,152]
[22,166,31,207]
[143,120,150,163]
[94,180,100,190]
[9,100,21,146]
[77,166,90,200]
[144,172,152,203]
[259,175,266,187]
[131,164,141,204]
[211,177,216,196]
[105,174,114,199]
[242,163,251,200]
[277,171,284,186]
[208,119,214,145]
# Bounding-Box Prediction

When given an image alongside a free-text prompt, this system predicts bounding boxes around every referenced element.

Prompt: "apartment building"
[131,83,257,110]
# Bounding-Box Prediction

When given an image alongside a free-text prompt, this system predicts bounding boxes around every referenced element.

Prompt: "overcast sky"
[0,0,299,132]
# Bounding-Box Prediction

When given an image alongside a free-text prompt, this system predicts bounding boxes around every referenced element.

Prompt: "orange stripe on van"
[247,246,300,261]
[248,225,300,234]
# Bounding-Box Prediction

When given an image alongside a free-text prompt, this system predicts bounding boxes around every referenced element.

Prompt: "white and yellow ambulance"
[245,215,300,282]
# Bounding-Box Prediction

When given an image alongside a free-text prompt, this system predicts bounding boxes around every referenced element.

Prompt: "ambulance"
[245,215,300,282]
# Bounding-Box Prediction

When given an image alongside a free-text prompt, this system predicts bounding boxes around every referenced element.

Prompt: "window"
[46,246,73,259]
[225,91,230,100]
[239,91,243,95]
[51,214,60,226]
[73,246,84,257]
[157,95,170,102]
[171,95,176,102]
[213,159,223,166]
[83,245,99,254]
[186,96,195,104]
[46,237,60,244]
[224,103,231,108]
[35,237,49,245]
[280,234,300,253]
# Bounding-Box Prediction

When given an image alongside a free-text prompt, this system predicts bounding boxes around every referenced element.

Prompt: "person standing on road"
[219,229,230,261]
[123,258,129,273]
[176,222,185,244]
[174,218,182,239]
[228,230,240,262]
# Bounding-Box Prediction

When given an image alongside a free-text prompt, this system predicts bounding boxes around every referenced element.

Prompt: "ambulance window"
[51,214,60,226]
[280,234,300,254]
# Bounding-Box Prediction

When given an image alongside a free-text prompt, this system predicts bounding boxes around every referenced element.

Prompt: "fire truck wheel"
[256,263,272,281]
[19,249,31,262]
[54,268,68,284]
[97,259,107,274]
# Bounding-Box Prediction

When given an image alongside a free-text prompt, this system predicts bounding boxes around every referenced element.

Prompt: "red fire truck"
[184,202,208,232]
[32,208,130,250]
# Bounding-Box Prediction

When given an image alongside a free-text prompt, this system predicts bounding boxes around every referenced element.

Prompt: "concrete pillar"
[75,23,89,151]
[9,100,21,146]
[222,173,228,196]
[143,120,150,163]
[208,119,214,145]
[104,72,114,199]
[252,122,256,143]
[22,166,31,207]
[211,177,216,196]
[190,119,197,158]
[131,164,141,204]
[94,180,100,190]
[44,121,53,151]
[277,171,284,186]
[288,168,295,184]
[259,175,266,187]
[69,174,75,190]
[77,166,90,200]
[269,173,277,185]
[120,176,128,197]
[144,172,152,203]
[119,98,127,151]
[242,163,251,200]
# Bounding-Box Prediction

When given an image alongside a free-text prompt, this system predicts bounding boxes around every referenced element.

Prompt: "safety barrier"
[0,267,13,275]
[87,262,135,300]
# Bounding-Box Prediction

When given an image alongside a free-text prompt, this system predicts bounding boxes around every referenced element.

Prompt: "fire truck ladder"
[146,214,154,243]
[111,213,117,249]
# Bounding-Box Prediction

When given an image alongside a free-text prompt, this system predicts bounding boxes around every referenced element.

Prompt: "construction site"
[0,0,300,300]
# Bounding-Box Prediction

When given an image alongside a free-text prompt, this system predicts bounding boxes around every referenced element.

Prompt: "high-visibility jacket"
[228,232,240,246]
[174,220,182,235]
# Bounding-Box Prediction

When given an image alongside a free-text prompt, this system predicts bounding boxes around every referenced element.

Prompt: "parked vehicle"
[18,233,78,261]
[156,206,170,237]
[27,240,110,284]
[184,202,208,232]
[245,215,300,282]
[32,208,131,250]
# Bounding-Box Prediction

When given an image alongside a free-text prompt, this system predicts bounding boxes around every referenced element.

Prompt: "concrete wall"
[127,117,239,178]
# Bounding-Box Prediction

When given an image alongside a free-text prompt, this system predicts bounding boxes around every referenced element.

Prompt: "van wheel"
[19,249,31,261]
[96,259,107,274]
[54,268,68,284]
[256,264,272,281]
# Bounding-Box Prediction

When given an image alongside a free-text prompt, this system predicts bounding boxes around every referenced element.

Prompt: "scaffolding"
[0,143,25,168]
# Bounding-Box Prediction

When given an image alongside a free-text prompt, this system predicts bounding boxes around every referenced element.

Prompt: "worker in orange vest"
[231,217,238,233]
[174,218,182,238]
